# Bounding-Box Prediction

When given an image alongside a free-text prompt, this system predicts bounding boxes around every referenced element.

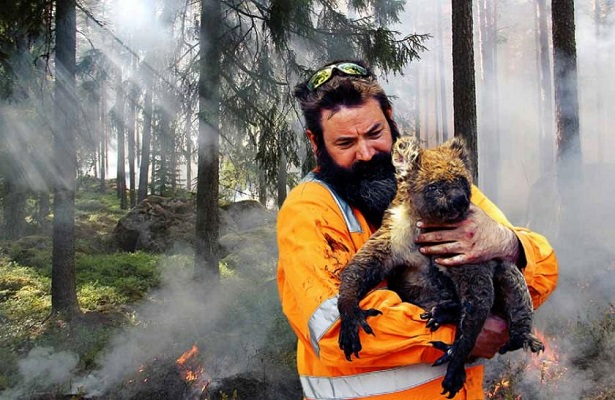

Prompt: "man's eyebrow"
[332,122,385,144]
[366,122,384,134]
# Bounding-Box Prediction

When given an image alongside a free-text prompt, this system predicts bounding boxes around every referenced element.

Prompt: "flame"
[177,345,199,368]
[530,329,567,385]
[176,345,211,396]
[486,329,568,398]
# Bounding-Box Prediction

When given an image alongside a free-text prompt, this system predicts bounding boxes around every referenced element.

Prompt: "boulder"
[112,196,276,257]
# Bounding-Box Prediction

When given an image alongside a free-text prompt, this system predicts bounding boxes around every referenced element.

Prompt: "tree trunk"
[52,0,81,320]
[195,0,221,286]
[38,191,51,232]
[126,66,139,208]
[422,64,432,146]
[127,58,138,208]
[411,11,421,141]
[593,0,604,162]
[170,126,178,193]
[535,0,555,176]
[552,0,582,174]
[414,62,421,141]
[451,0,479,182]
[551,0,582,243]
[277,141,287,208]
[433,2,442,144]
[157,113,172,196]
[477,0,500,201]
[2,177,26,240]
[99,80,107,193]
[437,2,449,142]
[185,113,193,191]
[258,169,267,205]
[115,70,128,209]
[138,76,153,203]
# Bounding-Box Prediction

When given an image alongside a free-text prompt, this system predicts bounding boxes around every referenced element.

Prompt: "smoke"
[69,251,284,398]
[0,347,79,400]
[0,248,284,400]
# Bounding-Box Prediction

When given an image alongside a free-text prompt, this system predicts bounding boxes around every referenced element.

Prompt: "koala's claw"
[440,365,466,399]
[499,332,545,355]
[339,307,382,361]
[421,303,461,332]
[430,341,454,366]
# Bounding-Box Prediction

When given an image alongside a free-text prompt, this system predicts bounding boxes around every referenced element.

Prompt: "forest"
[0,0,614,399]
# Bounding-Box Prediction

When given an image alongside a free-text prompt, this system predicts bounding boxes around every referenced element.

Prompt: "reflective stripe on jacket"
[277,174,559,400]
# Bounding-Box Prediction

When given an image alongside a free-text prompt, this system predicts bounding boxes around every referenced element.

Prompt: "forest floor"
[0,179,299,399]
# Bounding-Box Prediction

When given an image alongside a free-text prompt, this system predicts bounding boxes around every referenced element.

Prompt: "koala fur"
[337,136,544,398]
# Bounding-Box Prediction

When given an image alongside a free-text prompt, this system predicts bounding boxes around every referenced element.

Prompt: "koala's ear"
[448,137,472,171]
[392,135,421,175]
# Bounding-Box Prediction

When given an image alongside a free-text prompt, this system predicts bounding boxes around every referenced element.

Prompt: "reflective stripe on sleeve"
[300,363,447,399]
[309,295,340,357]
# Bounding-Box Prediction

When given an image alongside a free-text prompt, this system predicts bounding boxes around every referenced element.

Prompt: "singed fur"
[337,136,544,398]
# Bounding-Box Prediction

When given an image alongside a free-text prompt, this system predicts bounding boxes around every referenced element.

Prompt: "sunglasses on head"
[306,62,370,91]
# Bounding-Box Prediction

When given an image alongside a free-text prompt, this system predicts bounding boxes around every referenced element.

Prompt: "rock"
[113,196,195,253]
[220,200,276,233]
[113,197,276,255]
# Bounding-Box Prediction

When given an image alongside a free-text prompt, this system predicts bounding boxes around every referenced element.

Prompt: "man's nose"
[356,140,375,161]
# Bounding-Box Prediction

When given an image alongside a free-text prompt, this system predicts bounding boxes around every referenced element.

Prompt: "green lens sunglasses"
[306,62,369,91]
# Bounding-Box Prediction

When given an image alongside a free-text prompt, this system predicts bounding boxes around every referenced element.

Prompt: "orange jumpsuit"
[277,173,558,400]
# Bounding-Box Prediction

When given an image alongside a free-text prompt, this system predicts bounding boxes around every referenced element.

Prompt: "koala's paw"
[421,302,460,331]
[440,364,466,399]
[430,341,454,366]
[338,308,382,361]
[498,332,545,355]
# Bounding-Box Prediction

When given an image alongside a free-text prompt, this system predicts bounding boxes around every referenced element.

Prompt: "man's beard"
[314,147,397,227]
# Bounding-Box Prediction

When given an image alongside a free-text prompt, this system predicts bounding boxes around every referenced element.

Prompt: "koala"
[337,135,544,398]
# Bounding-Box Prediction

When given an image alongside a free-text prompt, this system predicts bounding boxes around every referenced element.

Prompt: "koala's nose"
[450,190,470,210]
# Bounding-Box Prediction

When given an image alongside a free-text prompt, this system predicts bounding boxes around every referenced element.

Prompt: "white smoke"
[0,347,79,400]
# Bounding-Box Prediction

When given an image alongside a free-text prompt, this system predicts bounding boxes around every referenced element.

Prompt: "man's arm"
[414,185,558,308]
[413,185,558,358]
[277,182,458,369]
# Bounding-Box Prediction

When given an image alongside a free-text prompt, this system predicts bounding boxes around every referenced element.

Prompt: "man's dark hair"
[294,60,398,152]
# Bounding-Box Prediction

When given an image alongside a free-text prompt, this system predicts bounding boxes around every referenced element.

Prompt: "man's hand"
[415,204,521,267]
[470,315,509,359]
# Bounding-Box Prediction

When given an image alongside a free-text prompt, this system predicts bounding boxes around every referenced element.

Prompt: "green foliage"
[3,235,52,270]
[266,0,313,48]
[571,303,615,370]
[0,251,162,390]
[0,0,50,99]
[218,389,239,400]
[0,259,50,320]
[75,252,161,303]
[210,0,429,204]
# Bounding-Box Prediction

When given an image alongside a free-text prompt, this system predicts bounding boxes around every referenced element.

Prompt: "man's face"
[308,98,397,226]
[308,98,394,168]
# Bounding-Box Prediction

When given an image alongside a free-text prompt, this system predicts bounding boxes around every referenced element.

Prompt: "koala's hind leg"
[389,263,460,331]
[431,263,495,398]
[493,261,545,354]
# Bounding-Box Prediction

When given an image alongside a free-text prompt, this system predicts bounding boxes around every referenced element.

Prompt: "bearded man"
[276,60,558,400]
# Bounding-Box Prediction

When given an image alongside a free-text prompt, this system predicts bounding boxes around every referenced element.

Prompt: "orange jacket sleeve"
[471,186,558,309]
